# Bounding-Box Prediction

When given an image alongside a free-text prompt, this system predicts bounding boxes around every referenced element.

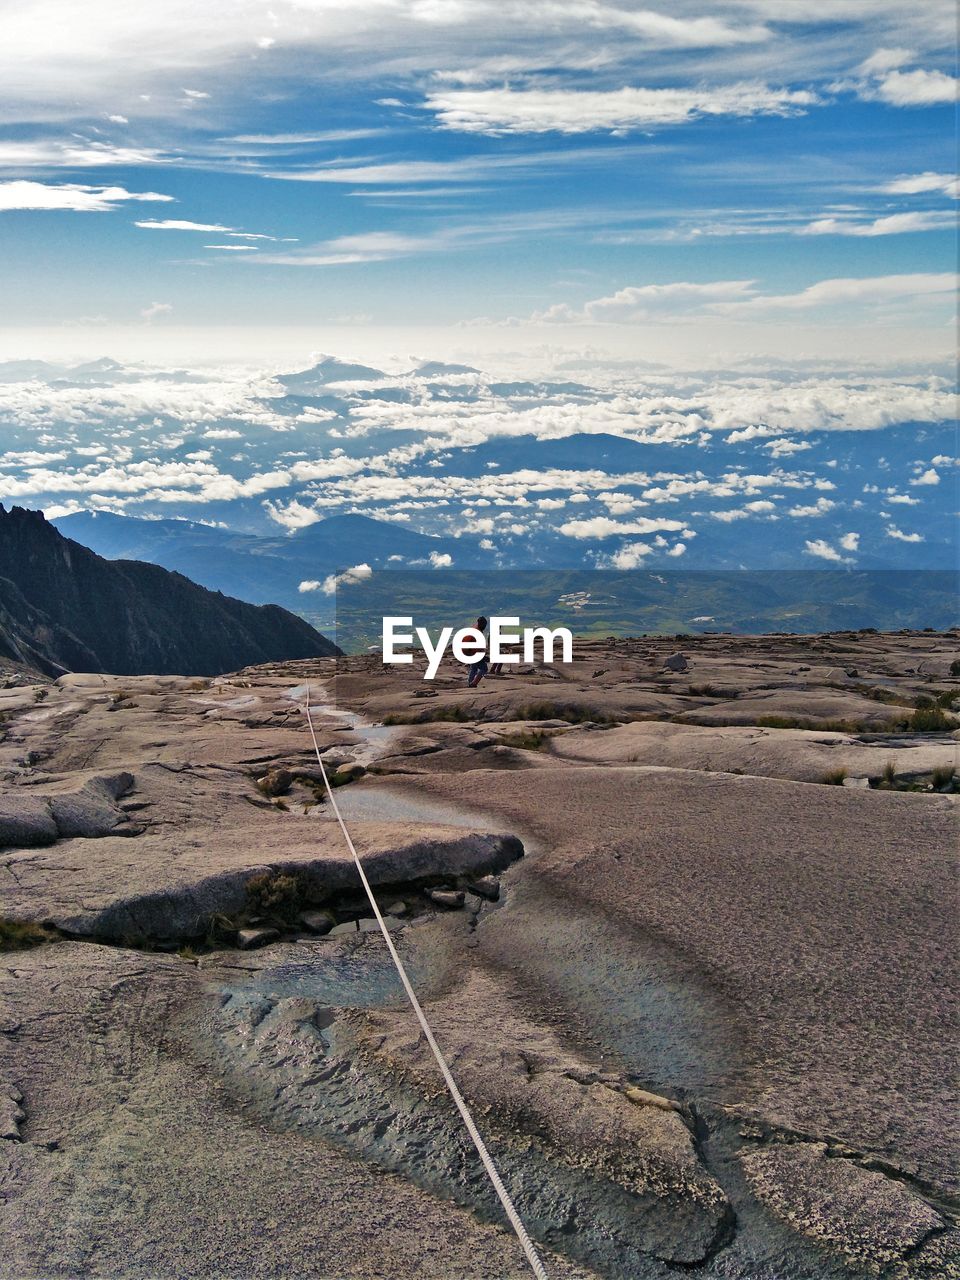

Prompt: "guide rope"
[301,686,549,1280]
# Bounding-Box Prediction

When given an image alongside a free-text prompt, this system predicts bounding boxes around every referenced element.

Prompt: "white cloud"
[425,82,818,134]
[717,272,957,313]
[910,467,940,485]
[300,563,372,595]
[252,231,441,267]
[0,180,172,212]
[886,525,924,542]
[135,219,233,232]
[872,67,958,106]
[799,211,955,236]
[537,273,957,325]
[559,515,688,539]
[608,541,653,568]
[140,301,173,323]
[537,279,756,324]
[804,538,850,563]
[788,497,835,517]
[839,531,860,551]
[882,171,959,198]
[0,139,166,168]
[429,550,453,567]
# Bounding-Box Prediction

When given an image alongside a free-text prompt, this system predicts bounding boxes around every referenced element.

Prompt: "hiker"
[466,615,488,687]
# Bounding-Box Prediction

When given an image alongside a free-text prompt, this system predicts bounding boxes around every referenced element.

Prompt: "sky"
[0,1,956,578]
[0,0,957,366]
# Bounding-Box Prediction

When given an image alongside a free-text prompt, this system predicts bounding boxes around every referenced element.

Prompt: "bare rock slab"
[741,1142,948,1271]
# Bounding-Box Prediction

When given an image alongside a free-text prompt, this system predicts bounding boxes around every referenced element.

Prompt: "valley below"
[0,628,957,1279]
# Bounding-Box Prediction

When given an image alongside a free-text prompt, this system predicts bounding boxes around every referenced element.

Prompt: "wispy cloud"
[842,48,959,106]
[799,211,956,236]
[135,218,232,232]
[538,272,957,323]
[0,139,168,169]
[0,180,173,212]
[424,83,818,135]
[881,171,959,198]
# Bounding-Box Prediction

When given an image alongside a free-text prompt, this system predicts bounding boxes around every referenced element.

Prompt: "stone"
[427,889,465,909]
[842,776,871,789]
[256,768,292,797]
[623,1086,681,1112]
[328,921,360,937]
[741,1142,944,1271]
[236,927,280,950]
[333,762,366,783]
[299,910,335,935]
[663,652,689,673]
[466,875,500,901]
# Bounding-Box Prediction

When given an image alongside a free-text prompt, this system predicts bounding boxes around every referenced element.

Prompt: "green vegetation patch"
[0,919,60,951]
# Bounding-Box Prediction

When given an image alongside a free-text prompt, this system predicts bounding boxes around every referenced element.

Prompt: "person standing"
[466,615,488,687]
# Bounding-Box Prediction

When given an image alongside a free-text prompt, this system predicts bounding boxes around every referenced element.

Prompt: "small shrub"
[499,730,549,751]
[0,919,58,950]
[822,768,848,786]
[32,687,49,703]
[383,705,472,725]
[910,705,953,733]
[882,759,897,786]
[950,659,960,678]
[245,872,303,924]
[688,683,723,697]
[931,765,958,791]
[515,701,616,725]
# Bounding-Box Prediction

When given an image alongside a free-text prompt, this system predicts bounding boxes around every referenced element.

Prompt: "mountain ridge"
[0,505,338,677]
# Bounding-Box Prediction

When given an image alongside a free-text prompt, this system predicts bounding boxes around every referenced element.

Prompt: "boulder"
[427,889,465,910]
[299,910,335,935]
[256,769,293,797]
[466,875,500,901]
[237,927,281,950]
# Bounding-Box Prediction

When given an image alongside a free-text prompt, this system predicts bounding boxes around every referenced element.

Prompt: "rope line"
[301,687,549,1280]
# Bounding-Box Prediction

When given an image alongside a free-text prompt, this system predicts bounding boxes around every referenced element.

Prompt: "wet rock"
[466,875,500,902]
[299,910,335,935]
[427,889,465,909]
[256,768,292,797]
[741,1142,944,1271]
[237,927,280,950]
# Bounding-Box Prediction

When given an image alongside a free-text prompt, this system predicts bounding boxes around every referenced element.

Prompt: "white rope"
[301,687,549,1280]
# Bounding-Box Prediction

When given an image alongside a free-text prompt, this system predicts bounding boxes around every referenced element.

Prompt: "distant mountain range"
[0,506,338,677]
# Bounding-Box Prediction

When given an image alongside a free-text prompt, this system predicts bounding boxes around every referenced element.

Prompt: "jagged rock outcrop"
[0,505,338,676]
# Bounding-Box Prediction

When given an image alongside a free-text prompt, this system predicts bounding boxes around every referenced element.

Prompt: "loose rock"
[256,769,292,797]
[427,889,465,909]
[299,910,335,935]
[466,875,500,901]
[236,927,281,950]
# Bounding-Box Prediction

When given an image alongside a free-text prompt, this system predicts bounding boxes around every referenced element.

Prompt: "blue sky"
[0,0,956,363]
[0,2,955,578]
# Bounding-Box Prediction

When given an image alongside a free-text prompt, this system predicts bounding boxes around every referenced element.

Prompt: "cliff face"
[0,506,339,676]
